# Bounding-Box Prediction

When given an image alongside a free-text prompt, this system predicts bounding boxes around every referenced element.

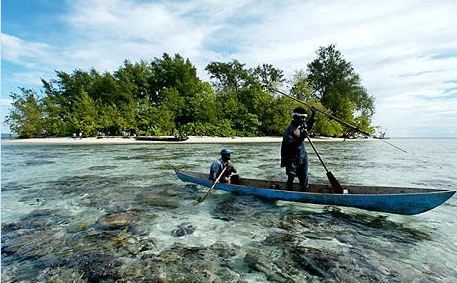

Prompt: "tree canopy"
[306,44,375,134]
[5,45,375,138]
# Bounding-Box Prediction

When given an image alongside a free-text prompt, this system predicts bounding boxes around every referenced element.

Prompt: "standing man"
[281,107,316,190]
[209,149,239,184]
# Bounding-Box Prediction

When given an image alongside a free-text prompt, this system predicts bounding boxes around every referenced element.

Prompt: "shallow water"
[1,139,457,282]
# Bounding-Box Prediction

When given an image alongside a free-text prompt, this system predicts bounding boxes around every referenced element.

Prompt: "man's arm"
[306,108,317,131]
[209,160,223,180]
[225,160,237,173]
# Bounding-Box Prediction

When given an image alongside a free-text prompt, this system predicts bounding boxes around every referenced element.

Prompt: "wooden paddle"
[197,166,228,203]
[306,136,344,194]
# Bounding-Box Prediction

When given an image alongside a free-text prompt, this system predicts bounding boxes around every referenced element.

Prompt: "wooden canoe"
[135,135,188,141]
[175,169,455,215]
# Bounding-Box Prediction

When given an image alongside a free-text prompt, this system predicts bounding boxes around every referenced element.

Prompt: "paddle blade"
[197,193,209,203]
[196,167,228,204]
[196,182,218,204]
[326,171,344,193]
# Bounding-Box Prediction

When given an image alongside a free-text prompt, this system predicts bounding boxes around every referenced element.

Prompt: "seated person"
[209,148,239,184]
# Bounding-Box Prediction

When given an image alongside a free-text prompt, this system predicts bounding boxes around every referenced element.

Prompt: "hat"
[220,149,233,155]
[292,107,307,118]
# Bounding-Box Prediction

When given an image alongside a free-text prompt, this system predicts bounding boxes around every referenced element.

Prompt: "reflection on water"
[2,139,457,282]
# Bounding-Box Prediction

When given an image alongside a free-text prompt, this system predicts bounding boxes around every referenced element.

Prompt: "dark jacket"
[280,112,316,167]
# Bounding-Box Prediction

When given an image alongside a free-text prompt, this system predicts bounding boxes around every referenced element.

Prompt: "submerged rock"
[243,210,410,282]
[1,209,70,276]
[244,248,308,282]
[53,175,133,195]
[116,235,157,256]
[150,273,168,283]
[116,241,242,282]
[156,242,241,282]
[159,188,179,197]
[37,267,85,283]
[95,211,139,230]
[1,181,31,192]
[2,228,62,261]
[137,192,179,208]
[171,222,196,237]
[88,165,118,171]
[25,159,55,166]
[210,196,278,225]
[62,251,122,282]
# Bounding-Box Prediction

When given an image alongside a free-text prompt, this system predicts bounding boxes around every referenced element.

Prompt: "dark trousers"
[285,159,309,190]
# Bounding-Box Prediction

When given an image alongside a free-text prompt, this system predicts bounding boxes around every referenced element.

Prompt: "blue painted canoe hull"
[175,170,455,215]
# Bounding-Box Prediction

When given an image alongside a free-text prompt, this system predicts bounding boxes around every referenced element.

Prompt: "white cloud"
[1,33,52,63]
[0,97,13,107]
[2,0,457,136]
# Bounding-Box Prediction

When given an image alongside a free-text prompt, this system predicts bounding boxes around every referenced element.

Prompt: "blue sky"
[2,0,457,137]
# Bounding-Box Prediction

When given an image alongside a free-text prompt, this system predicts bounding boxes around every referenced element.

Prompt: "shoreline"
[1,136,374,145]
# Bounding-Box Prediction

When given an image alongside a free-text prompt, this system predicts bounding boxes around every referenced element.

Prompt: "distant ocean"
[1,133,17,140]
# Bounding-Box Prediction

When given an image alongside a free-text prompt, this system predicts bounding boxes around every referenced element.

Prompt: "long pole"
[306,136,344,193]
[197,166,228,203]
[307,136,329,172]
[270,88,407,153]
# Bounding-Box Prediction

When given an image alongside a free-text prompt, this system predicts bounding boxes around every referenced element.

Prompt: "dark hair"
[292,107,308,115]
[292,107,306,115]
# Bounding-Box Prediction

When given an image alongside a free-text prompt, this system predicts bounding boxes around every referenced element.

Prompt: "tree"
[149,53,202,102]
[252,63,285,90]
[91,71,123,105]
[206,61,283,135]
[206,60,254,93]
[306,44,375,135]
[97,105,123,136]
[290,70,313,101]
[69,91,98,136]
[6,52,377,138]
[187,82,218,124]
[5,88,43,138]
[114,60,152,100]
[42,94,70,136]
[135,101,175,136]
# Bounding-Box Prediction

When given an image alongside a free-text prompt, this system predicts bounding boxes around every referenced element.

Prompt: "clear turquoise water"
[1,139,457,282]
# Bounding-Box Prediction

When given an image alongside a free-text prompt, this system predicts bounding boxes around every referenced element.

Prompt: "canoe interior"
[181,170,447,195]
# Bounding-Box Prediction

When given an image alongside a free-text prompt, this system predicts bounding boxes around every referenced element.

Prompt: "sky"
[1,0,457,137]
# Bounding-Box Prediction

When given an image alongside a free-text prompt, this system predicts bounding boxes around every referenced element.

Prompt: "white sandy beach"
[1,136,373,145]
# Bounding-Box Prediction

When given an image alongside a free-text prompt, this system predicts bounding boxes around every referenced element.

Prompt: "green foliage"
[290,70,314,101]
[206,61,290,136]
[150,106,176,135]
[6,49,376,138]
[5,88,43,138]
[233,111,261,136]
[114,60,152,100]
[306,44,375,133]
[118,100,138,131]
[354,114,375,135]
[97,106,119,135]
[206,60,254,92]
[181,120,236,137]
[149,53,201,102]
[69,91,98,136]
[134,101,175,136]
[187,83,217,124]
[252,64,285,90]
[313,118,345,137]
[42,94,70,136]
